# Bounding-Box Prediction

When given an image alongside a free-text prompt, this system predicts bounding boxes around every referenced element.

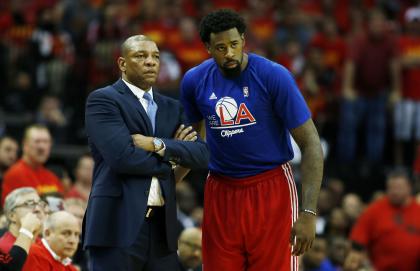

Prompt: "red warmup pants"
[202,164,299,271]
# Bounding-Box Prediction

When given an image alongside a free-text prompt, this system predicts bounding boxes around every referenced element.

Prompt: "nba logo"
[243,86,249,97]
[215,96,256,126]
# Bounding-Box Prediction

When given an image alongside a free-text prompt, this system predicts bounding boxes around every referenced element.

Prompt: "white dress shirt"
[122,78,165,206]
[41,238,72,266]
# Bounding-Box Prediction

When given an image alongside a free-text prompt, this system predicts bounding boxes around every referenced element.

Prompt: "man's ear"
[8,212,17,224]
[241,34,245,48]
[117,57,126,73]
[205,43,211,54]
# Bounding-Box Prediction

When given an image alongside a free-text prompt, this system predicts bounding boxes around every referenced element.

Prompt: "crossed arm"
[131,124,201,182]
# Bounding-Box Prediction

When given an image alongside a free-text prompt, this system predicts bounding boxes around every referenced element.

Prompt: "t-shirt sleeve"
[349,207,373,247]
[267,63,311,129]
[180,70,203,124]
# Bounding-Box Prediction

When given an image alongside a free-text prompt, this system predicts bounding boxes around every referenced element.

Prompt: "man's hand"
[290,212,316,256]
[173,124,197,183]
[20,212,42,238]
[131,134,154,152]
[174,124,197,141]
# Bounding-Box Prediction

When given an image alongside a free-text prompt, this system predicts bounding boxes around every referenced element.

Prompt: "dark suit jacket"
[82,79,208,251]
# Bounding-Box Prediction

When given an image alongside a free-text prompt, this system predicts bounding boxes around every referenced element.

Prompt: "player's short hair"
[199,9,246,43]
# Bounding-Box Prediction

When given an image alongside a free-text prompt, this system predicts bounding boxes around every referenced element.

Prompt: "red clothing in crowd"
[22,240,77,271]
[350,197,420,271]
[64,186,88,201]
[0,231,42,254]
[349,33,398,96]
[0,232,17,254]
[399,35,420,100]
[1,159,64,205]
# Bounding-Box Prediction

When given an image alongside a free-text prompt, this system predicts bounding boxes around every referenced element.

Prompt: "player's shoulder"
[249,53,289,75]
[184,58,215,81]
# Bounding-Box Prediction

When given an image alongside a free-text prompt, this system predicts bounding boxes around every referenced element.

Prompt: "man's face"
[75,156,94,184]
[46,217,80,259]
[387,176,411,206]
[207,27,245,77]
[178,231,202,269]
[303,238,327,268]
[9,192,46,226]
[0,138,18,168]
[23,128,52,165]
[119,40,160,90]
[65,204,85,229]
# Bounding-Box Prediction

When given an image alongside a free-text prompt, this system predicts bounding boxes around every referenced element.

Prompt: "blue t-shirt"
[180,53,310,177]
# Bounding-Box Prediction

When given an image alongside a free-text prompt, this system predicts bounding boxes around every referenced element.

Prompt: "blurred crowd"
[0,0,420,270]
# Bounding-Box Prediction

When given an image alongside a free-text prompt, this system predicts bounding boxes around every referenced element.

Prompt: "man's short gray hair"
[4,187,38,215]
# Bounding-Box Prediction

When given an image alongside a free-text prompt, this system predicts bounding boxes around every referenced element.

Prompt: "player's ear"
[241,34,245,48]
[205,43,211,54]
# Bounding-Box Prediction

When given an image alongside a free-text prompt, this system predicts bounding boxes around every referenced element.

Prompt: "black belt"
[145,206,164,218]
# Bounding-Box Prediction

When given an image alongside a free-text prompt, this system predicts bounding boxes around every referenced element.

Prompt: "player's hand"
[131,134,154,152]
[290,212,316,256]
[174,124,197,142]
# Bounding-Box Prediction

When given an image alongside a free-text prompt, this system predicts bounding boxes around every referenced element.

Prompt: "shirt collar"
[122,78,153,100]
[41,238,72,266]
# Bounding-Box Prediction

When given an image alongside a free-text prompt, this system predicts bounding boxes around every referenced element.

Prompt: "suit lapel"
[153,92,165,137]
[112,79,154,135]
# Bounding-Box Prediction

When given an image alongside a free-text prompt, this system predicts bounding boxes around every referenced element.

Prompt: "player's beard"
[222,55,243,78]
[222,63,241,78]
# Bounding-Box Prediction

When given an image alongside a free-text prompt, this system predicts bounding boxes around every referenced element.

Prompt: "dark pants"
[88,207,179,271]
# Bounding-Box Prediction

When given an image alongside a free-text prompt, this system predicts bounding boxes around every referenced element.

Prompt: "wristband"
[301,209,317,216]
[19,228,34,240]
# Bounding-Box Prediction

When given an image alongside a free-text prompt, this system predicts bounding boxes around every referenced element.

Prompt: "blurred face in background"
[0,137,18,169]
[329,237,351,267]
[22,127,52,167]
[369,10,387,37]
[178,228,202,269]
[75,156,94,185]
[303,237,327,269]
[387,176,412,206]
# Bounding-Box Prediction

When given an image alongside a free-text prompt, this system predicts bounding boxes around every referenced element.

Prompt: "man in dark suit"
[83,35,209,271]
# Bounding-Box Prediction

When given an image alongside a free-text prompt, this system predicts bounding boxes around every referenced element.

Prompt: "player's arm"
[289,118,323,256]
[173,120,206,183]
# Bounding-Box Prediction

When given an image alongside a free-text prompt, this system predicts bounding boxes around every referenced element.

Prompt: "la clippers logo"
[210,96,257,137]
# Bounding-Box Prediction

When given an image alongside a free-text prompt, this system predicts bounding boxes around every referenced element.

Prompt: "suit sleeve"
[85,90,171,176]
[161,104,209,169]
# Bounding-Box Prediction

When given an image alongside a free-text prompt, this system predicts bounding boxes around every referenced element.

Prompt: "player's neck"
[240,53,248,72]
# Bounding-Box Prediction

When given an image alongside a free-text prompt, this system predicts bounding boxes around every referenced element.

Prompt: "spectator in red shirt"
[347,169,420,271]
[0,187,46,254]
[22,211,80,271]
[337,9,400,166]
[65,154,93,202]
[0,212,41,271]
[394,7,420,166]
[1,124,64,205]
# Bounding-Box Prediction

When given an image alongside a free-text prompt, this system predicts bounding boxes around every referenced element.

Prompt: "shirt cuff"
[156,140,166,157]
